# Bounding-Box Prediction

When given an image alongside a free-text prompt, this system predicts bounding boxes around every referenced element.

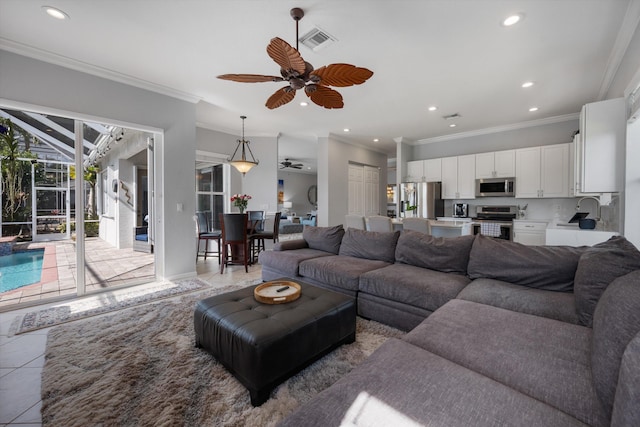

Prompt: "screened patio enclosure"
[0,106,156,308]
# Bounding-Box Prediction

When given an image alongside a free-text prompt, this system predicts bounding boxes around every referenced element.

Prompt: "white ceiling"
[0,0,637,168]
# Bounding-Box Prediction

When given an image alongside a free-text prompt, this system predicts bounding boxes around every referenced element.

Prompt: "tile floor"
[0,258,262,426]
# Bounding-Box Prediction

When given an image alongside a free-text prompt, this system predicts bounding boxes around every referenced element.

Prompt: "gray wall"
[0,49,197,280]
[412,119,578,160]
[277,171,317,216]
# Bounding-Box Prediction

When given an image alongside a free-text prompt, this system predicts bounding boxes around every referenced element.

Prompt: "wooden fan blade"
[266,87,296,109]
[305,85,344,109]
[311,64,374,87]
[267,37,306,75]
[217,74,283,83]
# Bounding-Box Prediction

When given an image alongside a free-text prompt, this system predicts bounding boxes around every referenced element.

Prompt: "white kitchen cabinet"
[424,158,442,182]
[513,220,548,245]
[475,150,515,179]
[406,160,424,182]
[546,228,619,247]
[516,143,570,198]
[578,98,625,193]
[442,155,476,199]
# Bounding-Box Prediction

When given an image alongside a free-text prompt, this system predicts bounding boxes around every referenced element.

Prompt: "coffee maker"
[453,203,469,218]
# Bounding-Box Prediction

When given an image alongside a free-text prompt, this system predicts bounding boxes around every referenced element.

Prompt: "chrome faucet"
[576,196,601,220]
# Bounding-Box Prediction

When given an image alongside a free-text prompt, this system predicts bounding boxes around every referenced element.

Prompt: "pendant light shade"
[228,115,259,176]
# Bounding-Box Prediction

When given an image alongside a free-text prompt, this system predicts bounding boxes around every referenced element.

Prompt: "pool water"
[0,249,45,292]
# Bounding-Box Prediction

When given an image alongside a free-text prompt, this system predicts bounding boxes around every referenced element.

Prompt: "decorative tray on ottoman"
[254,280,301,304]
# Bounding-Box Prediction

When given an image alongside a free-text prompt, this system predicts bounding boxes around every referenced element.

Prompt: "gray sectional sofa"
[258,225,640,426]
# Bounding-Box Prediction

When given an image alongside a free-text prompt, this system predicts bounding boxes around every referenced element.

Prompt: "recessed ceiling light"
[307,166,311,170]
[343,128,350,132]
[300,101,308,106]
[449,124,457,128]
[428,106,437,111]
[502,13,523,27]
[373,138,379,142]
[521,81,534,88]
[42,6,70,20]
[529,107,539,112]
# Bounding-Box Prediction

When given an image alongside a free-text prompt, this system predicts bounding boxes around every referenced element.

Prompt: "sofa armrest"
[274,239,309,251]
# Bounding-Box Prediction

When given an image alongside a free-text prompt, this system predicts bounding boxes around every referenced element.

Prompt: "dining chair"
[195,211,221,263]
[402,218,430,234]
[219,213,249,273]
[368,215,393,232]
[345,215,366,230]
[251,212,282,261]
[247,210,266,263]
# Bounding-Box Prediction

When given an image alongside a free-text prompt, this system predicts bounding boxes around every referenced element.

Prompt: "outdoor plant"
[0,117,38,222]
[70,165,99,218]
[231,194,251,214]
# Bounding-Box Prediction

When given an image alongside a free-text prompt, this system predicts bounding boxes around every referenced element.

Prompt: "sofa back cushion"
[574,236,640,327]
[591,270,640,420]
[467,235,585,291]
[303,225,345,255]
[339,228,400,263]
[395,232,475,274]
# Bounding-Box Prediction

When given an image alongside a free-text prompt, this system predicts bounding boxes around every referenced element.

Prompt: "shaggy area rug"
[41,286,404,426]
[10,278,215,335]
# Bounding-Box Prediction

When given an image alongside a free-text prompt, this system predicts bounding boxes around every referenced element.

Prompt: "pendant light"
[228,115,259,176]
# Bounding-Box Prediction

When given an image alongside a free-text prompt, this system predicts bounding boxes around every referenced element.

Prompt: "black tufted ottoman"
[193,279,356,406]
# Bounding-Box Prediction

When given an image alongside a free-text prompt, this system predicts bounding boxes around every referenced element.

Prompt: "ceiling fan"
[217,7,373,109]
[280,158,304,169]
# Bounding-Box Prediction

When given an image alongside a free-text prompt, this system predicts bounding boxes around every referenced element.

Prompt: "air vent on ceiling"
[299,26,337,51]
[443,113,462,120]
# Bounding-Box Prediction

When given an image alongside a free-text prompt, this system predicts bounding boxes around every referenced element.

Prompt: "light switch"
[177,203,183,212]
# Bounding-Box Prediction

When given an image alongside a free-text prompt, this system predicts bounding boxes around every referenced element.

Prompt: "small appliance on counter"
[453,203,469,218]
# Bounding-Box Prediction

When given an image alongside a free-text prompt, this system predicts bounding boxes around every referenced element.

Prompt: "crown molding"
[414,113,580,145]
[328,133,390,156]
[1,38,202,104]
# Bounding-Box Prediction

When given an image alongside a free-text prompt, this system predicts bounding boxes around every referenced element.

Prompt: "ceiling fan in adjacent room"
[280,158,304,169]
[217,7,373,109]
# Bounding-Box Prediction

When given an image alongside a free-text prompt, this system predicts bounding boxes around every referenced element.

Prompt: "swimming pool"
[0,249,45,292]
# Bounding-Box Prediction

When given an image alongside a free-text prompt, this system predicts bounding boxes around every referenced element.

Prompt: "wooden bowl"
[254,281,301,304]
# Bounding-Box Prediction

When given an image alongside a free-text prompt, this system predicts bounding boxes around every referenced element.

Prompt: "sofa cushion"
[404,299,607,426]
[299,255,390,292]
[257,248,333,278]
[457,278,579,324]
[359,264,470,313]
[338,228,400,263]
[395,232,475,274]
[574,236,640,327]
[302,225,345,255]
[467,235,586,292]
[611,330,640,427]
[279,338,588,427]
[591,270,640,419]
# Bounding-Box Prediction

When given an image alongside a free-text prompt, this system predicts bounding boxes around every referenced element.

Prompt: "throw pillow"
[339,228,400,263]
[467,235,586,292]
[302,225,345,254]
[574,236,640,327]
[395,232,475,274]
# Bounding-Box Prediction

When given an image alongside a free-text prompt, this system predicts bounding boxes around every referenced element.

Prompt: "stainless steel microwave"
[475,178,515,197]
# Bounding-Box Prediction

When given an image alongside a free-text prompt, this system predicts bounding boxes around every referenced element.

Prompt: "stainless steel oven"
[471,206,516,240]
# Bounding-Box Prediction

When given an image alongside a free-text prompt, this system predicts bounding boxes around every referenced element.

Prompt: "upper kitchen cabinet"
[424,158,442,182]
[442,155,476,199]
[516,143,570,198]
[577,98,625,193]
[475,150,515,179]
[406,160,424,182]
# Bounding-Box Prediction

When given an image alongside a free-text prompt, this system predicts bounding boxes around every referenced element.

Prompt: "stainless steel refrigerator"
[400,182,444,219]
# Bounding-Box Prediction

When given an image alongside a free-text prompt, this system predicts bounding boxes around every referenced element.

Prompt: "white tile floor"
[0,258,262,426]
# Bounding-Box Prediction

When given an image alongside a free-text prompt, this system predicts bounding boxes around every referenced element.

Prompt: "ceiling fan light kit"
[217,7,373,109]
[228,116,259,176]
